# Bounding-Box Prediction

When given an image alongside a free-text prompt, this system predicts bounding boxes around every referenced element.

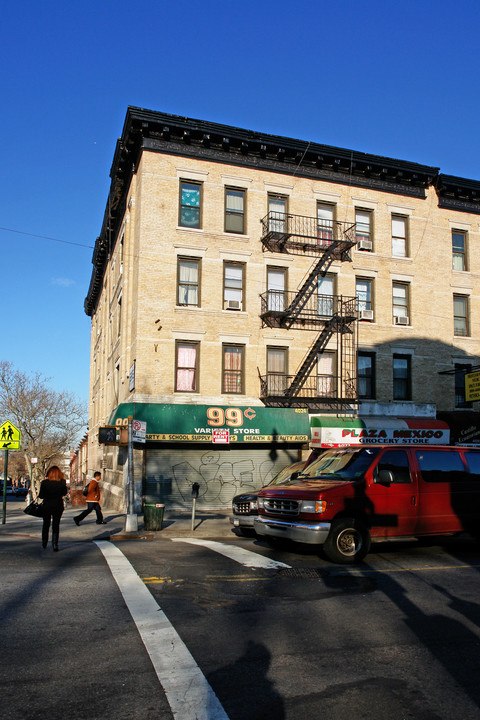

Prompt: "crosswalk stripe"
[170,538,291,569]
[95,540,230,720]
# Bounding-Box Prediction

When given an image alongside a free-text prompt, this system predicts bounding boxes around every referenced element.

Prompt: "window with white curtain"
[223,345,244,394]
[317,203,334,245]
[452,230,467,271]
[177,258,200,306]
[176,342,198,392]
[267,347,287,395]
[268,195,287,233]
[267,267,286,312]
[454,295,469,337]
[392,215,407,257]
[318,275,334,317]
[317,352,335,396]
[356,278,372,312]
[225,188,246,233]
[392,283,409,323]
[355,209,372,247]
[224,263,244,308]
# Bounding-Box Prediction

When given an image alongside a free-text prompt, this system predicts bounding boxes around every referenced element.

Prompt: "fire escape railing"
[261,212,356,258]
[259,212,358,412]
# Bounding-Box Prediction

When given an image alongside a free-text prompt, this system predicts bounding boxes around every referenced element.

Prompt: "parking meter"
[191,482,200,531]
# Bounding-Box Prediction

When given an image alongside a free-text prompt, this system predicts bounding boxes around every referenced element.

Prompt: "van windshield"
[267,461,305,486]
[298,448,379,481]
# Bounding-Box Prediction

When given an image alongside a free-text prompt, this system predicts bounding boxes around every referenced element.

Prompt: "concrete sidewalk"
[0,502,236,543]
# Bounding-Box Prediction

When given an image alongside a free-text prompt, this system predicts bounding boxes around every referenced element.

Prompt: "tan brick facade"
[85,108,480,507]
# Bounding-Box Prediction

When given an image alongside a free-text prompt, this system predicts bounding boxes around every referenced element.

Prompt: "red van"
[254,445,480,564]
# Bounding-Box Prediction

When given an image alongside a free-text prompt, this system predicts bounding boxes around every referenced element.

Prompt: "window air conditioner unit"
[395,315,409,325]
[358,239,373,251]
[225,299,242,311]
[359,309,374,321]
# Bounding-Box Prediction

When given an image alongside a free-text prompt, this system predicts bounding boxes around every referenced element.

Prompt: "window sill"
[176,226,204,233]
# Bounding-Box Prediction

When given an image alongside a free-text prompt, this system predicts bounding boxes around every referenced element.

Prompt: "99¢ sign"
[206,407,256,427]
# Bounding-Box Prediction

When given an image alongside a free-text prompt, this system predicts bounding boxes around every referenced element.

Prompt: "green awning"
[109,403,310,443]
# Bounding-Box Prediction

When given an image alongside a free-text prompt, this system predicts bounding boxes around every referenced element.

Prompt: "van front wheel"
[323,519,370,564]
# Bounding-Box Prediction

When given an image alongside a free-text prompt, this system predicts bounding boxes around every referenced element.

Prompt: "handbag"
[82,481,90,497]
[24,500,44,518]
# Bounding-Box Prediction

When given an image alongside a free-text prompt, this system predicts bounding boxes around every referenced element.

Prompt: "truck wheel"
[323,518,370,564]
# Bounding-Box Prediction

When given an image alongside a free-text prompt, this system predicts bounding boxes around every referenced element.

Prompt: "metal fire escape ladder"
[282,245,340,328]
[285,318,338,397]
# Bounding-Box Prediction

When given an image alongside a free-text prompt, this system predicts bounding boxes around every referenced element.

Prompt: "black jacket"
[39,479,68,510]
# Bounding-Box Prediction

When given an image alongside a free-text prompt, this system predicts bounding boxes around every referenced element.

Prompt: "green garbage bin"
[144,503,165,531]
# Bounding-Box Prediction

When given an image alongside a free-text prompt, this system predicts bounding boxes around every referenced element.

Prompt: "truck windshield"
[298,448,379,481]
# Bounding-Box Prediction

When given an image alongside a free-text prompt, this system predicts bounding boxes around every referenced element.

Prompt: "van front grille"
[264,498,300,516]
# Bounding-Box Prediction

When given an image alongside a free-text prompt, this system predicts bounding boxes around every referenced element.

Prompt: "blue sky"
[2,0,480,406]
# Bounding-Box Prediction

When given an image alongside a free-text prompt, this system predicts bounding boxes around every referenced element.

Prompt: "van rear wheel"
[323,518,370,564]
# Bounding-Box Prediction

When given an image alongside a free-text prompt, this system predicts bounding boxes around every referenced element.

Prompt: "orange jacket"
[85,479,101,503]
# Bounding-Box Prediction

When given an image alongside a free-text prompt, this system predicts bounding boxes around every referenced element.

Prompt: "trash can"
[143,503,165,531]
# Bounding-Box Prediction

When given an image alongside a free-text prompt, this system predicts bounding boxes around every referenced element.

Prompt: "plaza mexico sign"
[109,403,310,444]
[310,416,450,448]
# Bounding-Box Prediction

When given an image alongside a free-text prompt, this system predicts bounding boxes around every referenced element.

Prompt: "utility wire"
[0,226,94,249]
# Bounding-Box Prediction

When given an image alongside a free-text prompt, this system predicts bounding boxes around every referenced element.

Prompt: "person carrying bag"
[38,466,68,551]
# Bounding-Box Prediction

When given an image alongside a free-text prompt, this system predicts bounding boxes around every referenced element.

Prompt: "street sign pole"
[2,449,8,524]
[124,415,138,532]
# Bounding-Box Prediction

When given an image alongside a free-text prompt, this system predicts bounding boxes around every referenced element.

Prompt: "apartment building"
[84,107,480,510]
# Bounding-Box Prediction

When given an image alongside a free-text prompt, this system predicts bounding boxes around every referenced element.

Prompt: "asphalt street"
[2,498,480,720]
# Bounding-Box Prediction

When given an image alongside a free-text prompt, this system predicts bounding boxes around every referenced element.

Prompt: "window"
[453,295,469,337]
[376,450,411,484]
[358,352,375,399]
[224,262,245,310]
[392,215,407,257]
[392,283,409,324]
[415,450,466,483]
[267,347,287,395]
[179,181,202,228]
[117,295,122,338]
[177,258,200,306]
[317,352,336,396]
[393,354,411,400]
[223,345,244,394]
[318,275,334,317]
[356,278,373,319]
[175,342,199,392]
[225,188,246,233]
[268,194,287,233]
[267,267,286,312]
[317,203,334,245]
[452,230,467,271]
[355,209,373,249]
[455,363,473,408]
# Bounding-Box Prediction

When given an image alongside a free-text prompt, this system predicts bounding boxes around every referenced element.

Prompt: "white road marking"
[170,538,291,569]
[95,540,230,720]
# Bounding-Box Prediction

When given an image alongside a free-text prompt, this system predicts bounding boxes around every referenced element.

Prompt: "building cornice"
[83,106,477,316]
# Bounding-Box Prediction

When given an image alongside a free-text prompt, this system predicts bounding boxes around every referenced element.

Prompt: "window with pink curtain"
[223,345,243,393]
[176,343,197,391]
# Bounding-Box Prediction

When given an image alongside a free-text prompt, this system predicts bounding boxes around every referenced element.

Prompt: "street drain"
[277,567,329,579]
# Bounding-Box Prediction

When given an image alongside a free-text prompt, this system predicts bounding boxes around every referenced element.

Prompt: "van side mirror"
[376,469,394,485]
[290,471,299,481]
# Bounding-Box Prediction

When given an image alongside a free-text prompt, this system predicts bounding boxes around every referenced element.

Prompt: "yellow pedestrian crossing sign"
[0,420,21,449]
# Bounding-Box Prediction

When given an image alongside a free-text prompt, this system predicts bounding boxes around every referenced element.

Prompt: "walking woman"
[39,465,68,551]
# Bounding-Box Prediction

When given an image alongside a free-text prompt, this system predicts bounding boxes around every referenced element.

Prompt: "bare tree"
[0,361,88,497]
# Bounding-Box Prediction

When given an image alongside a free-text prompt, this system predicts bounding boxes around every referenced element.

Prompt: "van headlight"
[300,500,326,513]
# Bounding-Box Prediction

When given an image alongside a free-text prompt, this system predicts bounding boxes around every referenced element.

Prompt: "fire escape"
[259,212,358,412]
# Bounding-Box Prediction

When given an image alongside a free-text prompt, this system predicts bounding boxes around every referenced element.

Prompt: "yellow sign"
[0,420,21,449]
[465,371,480,402]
